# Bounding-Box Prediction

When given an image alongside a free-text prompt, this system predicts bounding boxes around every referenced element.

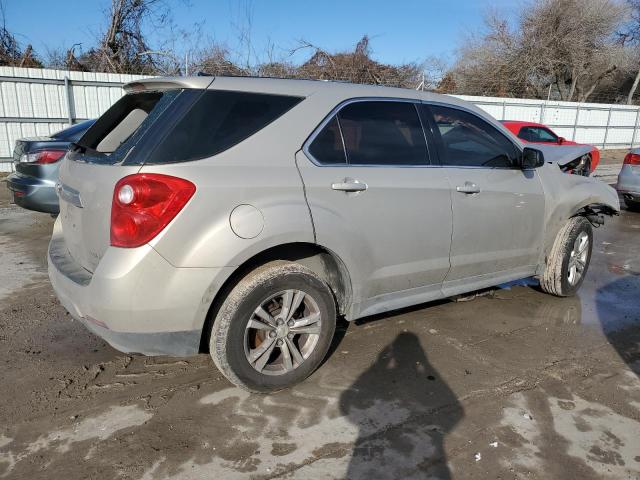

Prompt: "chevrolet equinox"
[48,76,620,392]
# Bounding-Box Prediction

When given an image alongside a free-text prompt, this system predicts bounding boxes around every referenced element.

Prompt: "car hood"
[532,144,593,167]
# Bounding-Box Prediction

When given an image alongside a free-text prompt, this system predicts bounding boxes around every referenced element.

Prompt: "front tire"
[540,217,593,297]
[209,261,336,393]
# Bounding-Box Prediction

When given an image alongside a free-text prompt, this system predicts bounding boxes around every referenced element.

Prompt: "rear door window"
[150,91,303,163]
[337,101,428,166]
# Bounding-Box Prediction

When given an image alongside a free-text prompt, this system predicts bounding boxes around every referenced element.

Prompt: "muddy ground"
[0,162,639,479]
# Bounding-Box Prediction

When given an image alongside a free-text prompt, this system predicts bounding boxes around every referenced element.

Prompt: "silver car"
[48,76,619,392]
[617,148,640,211]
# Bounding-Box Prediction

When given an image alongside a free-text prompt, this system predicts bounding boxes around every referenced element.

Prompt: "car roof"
[501,120,548,128]
[124,75,524,148]
[125,75,482,112]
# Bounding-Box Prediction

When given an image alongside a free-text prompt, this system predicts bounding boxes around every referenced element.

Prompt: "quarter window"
[430,105,519,168]
[338,101,428,166]
[307,116,347,165]
[151,90,303,163]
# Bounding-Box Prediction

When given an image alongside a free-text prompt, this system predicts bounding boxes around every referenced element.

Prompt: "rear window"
[74,90,180,164]
[51,119,96,142]
[149,90,303,164]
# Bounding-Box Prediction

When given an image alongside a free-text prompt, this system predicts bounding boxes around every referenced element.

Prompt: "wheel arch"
[198,242,352,352]
[542,199,618,266]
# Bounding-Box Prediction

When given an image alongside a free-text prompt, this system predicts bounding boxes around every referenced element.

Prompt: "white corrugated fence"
[455,94,640,150]
[0,67,638,172]
[0,66,148,172]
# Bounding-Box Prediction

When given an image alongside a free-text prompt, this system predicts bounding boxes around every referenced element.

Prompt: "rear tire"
[624,198,640,212]
[540,217,593,297]
[209,261,336,393]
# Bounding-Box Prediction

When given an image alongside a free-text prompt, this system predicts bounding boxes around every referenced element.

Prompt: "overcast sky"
[7,0,522,65]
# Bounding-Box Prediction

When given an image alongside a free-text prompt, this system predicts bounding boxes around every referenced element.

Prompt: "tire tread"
[209,260,334,393]
[540,216,590,297]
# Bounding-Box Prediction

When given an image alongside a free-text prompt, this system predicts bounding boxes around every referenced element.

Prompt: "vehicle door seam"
[293,148,318,242]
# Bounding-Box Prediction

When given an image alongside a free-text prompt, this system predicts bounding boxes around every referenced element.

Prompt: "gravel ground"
[0,174,639,480]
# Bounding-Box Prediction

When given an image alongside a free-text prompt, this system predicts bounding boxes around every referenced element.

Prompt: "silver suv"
[48,76,619,392]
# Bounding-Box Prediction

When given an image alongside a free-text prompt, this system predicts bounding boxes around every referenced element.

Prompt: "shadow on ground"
[596,275,640,377]
[340,332,461,479]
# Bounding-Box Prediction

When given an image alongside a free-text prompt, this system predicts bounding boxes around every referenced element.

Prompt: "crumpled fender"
[537,163,620,265]
[532,144,593,167]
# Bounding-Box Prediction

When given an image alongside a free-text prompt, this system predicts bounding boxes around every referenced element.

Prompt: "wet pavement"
[0,184,639,480]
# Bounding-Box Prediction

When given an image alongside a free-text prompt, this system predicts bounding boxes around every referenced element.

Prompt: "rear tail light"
[623,153,640,165]
[20,149,66,164]
[110,174,195,248]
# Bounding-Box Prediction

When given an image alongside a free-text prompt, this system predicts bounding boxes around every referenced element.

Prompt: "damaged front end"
[533,144,594,176]
[577,203,619,227]
[559,154,592,176]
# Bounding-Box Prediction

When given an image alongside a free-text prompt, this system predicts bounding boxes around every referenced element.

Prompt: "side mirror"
[521,147,545,169]
[558,137,565,145]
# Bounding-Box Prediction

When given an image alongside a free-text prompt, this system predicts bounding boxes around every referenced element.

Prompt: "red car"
[501,121,600,175]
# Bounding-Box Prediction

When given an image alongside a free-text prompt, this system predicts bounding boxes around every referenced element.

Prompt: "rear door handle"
[332,178,368,192]
[456,182,480,194]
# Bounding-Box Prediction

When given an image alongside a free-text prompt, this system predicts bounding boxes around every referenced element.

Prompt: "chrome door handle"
[332,178,368,192]
[456,182,480,194]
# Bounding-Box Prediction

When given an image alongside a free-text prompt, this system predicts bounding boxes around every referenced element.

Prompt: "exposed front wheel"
[209,261,336,393]
[540,217,593,297]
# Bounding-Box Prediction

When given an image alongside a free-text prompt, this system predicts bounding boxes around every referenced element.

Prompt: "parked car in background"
[6,119,95,214]
[616,148,640,211]
[501,120,599,176]
[48,77,619,393]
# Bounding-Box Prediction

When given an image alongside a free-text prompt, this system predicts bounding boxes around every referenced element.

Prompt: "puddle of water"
[0,206,46,302]
[0,405,152,475]
[501,390,640,478]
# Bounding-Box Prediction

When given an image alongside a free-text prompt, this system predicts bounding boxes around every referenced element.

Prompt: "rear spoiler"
[123,76,215,93]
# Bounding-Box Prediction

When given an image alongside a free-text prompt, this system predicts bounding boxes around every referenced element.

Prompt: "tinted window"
[431,105,519,168]
[518,126,558,143]
[152,90,302,163]
[337,101,428,166]
[308,116,346,165]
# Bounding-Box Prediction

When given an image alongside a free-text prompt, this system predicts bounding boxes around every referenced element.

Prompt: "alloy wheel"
[244,289,322,375]
[567,232,589,285]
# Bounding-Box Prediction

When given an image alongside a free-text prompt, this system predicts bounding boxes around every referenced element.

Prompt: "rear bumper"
[6,172,59,214]
[76,316,202,356]
[47,217,233,356]
[616,165,640,200]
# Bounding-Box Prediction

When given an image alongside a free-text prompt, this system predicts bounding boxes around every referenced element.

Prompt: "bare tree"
[80,0,172,74]
[0,1,41,67]
[293,36,423,88]
[620,0,640,103]
[190,43,249,76]
[450,0,632,102]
